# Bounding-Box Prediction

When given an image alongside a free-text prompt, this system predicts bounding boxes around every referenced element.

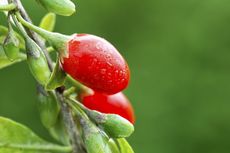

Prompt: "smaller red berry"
[80,91,135,124]
[61,34,130,94]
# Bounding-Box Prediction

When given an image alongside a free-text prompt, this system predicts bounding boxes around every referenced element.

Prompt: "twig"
[13,0,84,152]
[56,92,85,153]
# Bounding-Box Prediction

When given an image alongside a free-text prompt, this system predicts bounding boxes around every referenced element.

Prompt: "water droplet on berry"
[101,69,106,74]
[107,62,112,66]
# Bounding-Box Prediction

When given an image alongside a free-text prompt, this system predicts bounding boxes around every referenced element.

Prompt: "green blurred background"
[1,0,230,153]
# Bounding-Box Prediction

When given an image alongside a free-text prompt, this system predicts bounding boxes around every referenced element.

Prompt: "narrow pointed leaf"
[105,139,120,153]
[116,138,134,153]
[39,13,56,32]
[46,57,66,90]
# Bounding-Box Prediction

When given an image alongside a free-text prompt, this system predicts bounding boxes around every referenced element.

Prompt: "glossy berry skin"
[61,34,130,94]
[81,91,135,124]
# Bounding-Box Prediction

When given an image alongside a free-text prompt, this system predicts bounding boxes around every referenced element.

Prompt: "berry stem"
[15,12,71,53]
[66,98,88,119]
[11,14,29,40]
[63,87,76,97]
[66,76,89,93]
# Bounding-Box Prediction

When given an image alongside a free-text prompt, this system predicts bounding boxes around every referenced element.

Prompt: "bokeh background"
[1,0,230,153]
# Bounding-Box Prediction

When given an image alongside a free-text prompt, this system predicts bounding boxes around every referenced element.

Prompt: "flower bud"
[79,116,112,153]
[37,0,75,16]
[3,24,20,61]
[87,110,134,138]
[25,37,51,85]
[0,25,25,49]
[101,114,134,138]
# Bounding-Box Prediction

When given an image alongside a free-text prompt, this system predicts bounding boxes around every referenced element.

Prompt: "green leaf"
[0,116,72,153]
[116,138,134,153]
[46,57,66,90]
[39,13,56,32]
[106,139,120,153]
[0,45,26,69]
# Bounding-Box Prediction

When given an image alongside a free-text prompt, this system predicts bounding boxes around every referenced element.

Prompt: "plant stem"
[56,92,85,153]
[11,14,30,40]
[0,3,16,11]
[63,87,76,97]
[13,0,85,152]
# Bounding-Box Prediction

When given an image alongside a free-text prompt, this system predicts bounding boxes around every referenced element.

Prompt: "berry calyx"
[80,91,135,124]
[62,34,130,94]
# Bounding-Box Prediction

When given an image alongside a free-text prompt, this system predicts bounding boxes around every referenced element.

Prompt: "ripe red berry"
[80,91,135,124]
[61,34,130,94]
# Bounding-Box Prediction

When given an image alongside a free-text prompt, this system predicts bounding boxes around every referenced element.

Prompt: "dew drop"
[107,62,113,67]
[100,69,106,74]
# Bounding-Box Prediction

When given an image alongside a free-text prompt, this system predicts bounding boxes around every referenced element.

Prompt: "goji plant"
[0,0,135,153]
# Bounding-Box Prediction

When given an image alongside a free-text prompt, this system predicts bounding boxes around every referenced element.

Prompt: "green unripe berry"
[79,116,112,153]
[86,110,134,138]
